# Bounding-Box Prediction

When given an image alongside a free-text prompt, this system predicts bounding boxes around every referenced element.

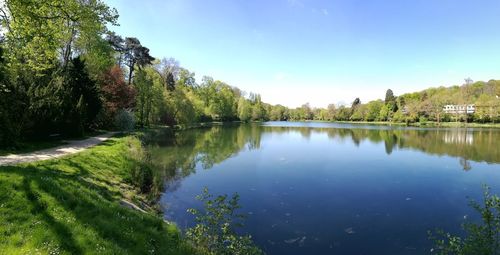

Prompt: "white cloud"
[321,9,329,16]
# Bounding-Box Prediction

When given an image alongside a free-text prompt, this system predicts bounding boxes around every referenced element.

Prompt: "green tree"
[133,69,155,126]
[1,0,118,73]
[63,57,102,135]
[124,37,154,84]
[269,104,288,121]
[238,98,252,122]
[385,89,395,104]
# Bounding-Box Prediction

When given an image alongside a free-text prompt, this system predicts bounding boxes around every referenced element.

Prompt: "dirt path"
[0,133,116,166]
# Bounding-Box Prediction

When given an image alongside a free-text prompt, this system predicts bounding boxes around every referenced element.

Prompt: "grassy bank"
[0,134,194,255]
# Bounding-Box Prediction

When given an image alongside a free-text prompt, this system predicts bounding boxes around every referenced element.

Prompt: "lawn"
[0,135,194,255]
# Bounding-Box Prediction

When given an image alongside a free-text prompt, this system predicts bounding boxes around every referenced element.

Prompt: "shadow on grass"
[0,138,191,254]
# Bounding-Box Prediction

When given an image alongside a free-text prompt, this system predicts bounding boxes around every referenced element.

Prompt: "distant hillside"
[273,79,500,123]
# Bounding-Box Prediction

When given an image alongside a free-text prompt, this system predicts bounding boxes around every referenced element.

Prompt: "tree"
[385,89,395,104]
[166,87,197,125]
[100,66,136,120]
[378,104,390,121]
[299,103,313,120]
[238,98,252,122]
[178,68,196,88]
[269,104,288,121]
[1,0,118,73]
[351,98,361,115]
[324,104,335,121]
[336,106,351,121]
[62,57,102,135]
[133,69,154,126]
[153,57,180,91]
[106,31,125,65]
[124,37,154,84]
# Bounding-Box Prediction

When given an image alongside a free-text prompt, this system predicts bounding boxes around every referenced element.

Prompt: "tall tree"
[351,97,361,115]
[385,89,395,104]
[133,69,154,126]
[124,37,154,84]
[63,57,102,135]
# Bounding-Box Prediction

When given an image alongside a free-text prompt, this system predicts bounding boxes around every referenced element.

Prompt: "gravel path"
[0,133,116,166]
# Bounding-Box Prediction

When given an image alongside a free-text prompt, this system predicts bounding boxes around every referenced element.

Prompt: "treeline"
[269,81,500,123]
[0,0,270,147]
[1,1,499,148]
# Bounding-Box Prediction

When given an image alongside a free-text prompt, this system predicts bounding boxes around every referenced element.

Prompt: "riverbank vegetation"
[1,0,499,149]
[186,187,263,255]
[0,131,263,254]
[429,186,500,255]
[0,135,194,254]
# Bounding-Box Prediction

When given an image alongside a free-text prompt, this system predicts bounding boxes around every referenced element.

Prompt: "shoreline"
[276,120,500,128]
[0,134,195,254]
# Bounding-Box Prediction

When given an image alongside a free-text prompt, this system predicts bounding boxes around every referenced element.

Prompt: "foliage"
[133,69,155,127]
[114,109,136,131]
[123,37,155,84]
[186,187,264,255]
[63,57,102,135]
[429,185,500,255]
[100,66,136,119]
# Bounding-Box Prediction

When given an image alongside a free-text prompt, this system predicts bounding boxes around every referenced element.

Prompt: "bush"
[114,109,136,131]
[186,188,264,255]
[419,116,428,124]
[429,185,500,255]
[125,136,166,201]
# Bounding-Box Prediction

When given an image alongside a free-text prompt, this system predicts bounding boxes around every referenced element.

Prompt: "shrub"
[419,116,428,124]
[114,109,136,131]
[186,188,264,255]
[429,185,500,255]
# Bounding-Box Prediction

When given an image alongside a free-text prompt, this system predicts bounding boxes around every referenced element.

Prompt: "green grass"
[0,135,194,255]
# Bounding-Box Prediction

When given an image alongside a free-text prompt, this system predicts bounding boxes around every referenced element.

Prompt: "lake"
[149,122,500,255]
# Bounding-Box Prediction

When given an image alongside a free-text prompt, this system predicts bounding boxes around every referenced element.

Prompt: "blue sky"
[105,0,500,107]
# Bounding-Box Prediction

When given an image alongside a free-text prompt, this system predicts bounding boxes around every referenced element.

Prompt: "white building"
[443,104,475,114]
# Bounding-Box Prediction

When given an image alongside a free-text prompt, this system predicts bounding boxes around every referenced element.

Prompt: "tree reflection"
[260,125,499,167]
[145,124,262,193]
[147,124,498,194]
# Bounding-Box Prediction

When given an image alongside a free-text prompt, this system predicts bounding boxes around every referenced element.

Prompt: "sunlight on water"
[148,122,500,255]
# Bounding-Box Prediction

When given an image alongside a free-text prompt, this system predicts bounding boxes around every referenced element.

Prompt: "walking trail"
[0,132,116,166]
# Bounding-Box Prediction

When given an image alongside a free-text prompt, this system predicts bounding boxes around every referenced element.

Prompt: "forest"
[1,0,499,148]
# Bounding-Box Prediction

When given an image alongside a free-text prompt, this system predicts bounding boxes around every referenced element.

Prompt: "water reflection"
[146,123,499,191]
[144,124,262,192]
[151,122,499,255]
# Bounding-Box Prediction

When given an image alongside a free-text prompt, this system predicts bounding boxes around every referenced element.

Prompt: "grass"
[0,134,194,255]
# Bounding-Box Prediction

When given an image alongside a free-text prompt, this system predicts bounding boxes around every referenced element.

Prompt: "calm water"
[151,122,500,255]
